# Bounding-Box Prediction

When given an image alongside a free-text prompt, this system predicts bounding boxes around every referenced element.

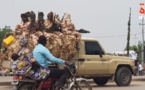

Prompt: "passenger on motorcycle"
[11,37,50,90]
[33,35,69,90]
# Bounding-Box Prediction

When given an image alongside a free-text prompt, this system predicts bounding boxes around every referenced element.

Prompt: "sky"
[0,0,145,53]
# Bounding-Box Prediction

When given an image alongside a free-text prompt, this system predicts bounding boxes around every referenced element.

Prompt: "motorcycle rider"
[33,35,69,90]
[11,37,50,90]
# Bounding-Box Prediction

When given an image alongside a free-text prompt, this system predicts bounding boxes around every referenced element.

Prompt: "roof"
[81,37,98,41]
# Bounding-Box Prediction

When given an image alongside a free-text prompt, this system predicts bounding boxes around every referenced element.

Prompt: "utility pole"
[126,8,131,56]
[139,17,145,63]
[133,34,138,46]
[135,34,137,45]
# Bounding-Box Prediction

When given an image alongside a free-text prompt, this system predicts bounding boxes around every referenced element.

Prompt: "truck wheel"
[93,77,108,86]
[115,67,132,86]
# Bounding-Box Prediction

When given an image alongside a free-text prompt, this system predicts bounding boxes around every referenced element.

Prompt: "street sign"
[139,2,145,14]
[139,2,145,19]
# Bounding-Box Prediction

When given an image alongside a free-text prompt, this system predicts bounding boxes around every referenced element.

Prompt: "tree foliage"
[0,26,12,49]
[124,40,142,62]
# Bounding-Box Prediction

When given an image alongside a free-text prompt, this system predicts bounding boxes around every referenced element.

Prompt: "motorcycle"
[11,62,92,90]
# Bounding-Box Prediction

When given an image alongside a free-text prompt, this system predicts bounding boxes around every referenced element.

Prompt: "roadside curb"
[0,82,11,86]
[87,76,145,83]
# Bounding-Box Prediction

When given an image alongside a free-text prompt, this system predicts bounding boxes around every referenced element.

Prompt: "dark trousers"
[48,68,67,87]
[139,71,142,76]
[135,60,138,67]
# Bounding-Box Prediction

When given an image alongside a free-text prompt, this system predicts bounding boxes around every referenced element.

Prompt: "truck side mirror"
[100,53,103,57]
[99,51,103,57]
[94,51,103,57]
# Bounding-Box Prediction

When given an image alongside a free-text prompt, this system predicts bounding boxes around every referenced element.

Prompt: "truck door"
[84,41,109,75]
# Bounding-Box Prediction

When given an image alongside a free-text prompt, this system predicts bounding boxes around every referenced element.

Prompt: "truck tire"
[115,67,132,86]
[93,77,108,86]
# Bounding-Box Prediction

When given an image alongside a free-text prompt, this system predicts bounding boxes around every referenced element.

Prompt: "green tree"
[0,26,12,49]
[124,41,142,62]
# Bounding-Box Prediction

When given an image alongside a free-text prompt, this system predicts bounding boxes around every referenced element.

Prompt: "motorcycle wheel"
[70,85,78,90]
[18,83,34,90]
[70,80,92,90]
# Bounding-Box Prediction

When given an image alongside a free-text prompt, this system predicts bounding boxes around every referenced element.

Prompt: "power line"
[94,32,142,38]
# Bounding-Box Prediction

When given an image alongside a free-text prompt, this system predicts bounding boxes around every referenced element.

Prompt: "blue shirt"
[33,44,65,68]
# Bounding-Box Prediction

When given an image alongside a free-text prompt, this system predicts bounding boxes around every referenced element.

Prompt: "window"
[85,41,104,55]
